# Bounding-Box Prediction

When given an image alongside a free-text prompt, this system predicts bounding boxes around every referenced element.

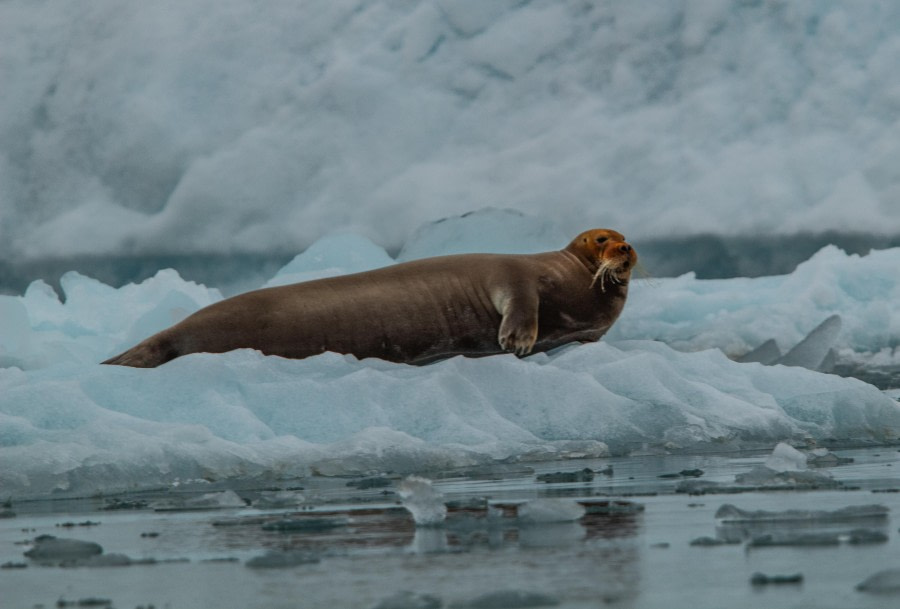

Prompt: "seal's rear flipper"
[102,336,177,368]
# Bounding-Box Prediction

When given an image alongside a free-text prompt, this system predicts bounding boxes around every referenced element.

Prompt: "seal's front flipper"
[494,290,539,356]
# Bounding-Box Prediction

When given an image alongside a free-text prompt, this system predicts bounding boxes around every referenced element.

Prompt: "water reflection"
[211,500,645,556]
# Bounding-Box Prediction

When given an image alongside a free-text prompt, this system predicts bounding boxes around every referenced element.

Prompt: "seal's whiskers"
[589,259,622,292]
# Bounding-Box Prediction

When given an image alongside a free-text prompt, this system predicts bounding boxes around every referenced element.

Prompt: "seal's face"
[569,228,638,290]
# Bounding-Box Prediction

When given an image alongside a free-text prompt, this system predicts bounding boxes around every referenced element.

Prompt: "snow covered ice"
[2,224,900,498]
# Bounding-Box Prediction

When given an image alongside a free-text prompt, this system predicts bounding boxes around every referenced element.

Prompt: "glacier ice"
[3,1,900,264]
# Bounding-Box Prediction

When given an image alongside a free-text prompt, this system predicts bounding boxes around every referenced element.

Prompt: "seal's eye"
[595,237,608,245]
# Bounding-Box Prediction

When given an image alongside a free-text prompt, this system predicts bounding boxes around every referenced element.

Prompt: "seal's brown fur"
[103,229,637,367]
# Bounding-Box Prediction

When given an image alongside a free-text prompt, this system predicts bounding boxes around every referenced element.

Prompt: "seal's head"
[567,228,637,290]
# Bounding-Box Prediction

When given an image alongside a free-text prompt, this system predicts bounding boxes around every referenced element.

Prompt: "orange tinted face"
[573,228,637,276]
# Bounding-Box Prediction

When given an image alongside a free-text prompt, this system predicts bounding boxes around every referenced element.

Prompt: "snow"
[3,1,900,263]
[1,226,899,498]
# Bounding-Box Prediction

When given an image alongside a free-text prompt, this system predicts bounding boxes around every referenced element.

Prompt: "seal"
[102,228,637,368]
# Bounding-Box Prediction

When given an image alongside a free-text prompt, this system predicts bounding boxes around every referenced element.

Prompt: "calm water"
[2,448,900,609]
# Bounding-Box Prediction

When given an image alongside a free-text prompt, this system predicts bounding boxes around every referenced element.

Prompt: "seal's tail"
[102,336,177,368]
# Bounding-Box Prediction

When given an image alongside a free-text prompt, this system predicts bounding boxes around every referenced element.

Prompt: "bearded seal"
[102,228,637,368]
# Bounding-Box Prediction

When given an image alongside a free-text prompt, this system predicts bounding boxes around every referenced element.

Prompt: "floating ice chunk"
[777,315,842,370]
[252,490,306,509]
[806,448,854,467]
[764,442,807,472]
[748,529,887,547]
[262,517,348,532]
[516,499,585,524]
[449,590,560,608]
[152,490,246,512]
[733,467,837,488]
[24,536,103,561]
[371,590,442,609]
[857,569,900,594]
[750,572,803,586]
[245,550,320,569]
[399,476,447,526]
[732,441,841,487]
[78,553,135,567]
[715,504,888,523]
[536,468,595,483]
[689,536,739,547]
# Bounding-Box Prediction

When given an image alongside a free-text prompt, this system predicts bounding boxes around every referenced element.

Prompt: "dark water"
[3,448,900,609]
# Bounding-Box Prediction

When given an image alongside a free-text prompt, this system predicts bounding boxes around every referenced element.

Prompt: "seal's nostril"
[619,244,632,253]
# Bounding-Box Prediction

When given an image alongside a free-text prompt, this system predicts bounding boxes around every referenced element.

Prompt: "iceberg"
[1,229,900,499]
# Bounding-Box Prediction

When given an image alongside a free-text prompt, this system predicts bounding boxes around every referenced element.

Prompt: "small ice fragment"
[449,590,560,608]
[733,467,837,488]
[252,490,306,509]
[153,490,246,511]
[749,532,839,547]
[857,569,900,594]
[658,469,704,479]
[245,550,320,569]
[750,572,803,586]
[689,536,739,547]
[399,476,447,526]
[732,441,840,487]
[516,499,585,524]
[776,314,842,370]
[436,464,535,481]
[806,448,854,467]
[346,476,394,489]
[748,529,887,547]
[536,468,594,483]
[24,536,103,561]
[765,442,807,471]
[715,503,888,522]
[371,590,442,609]
[56,598,113,607]
[80,553,133,567]
[845,529,889,544]
[261,516,348,532]
[577,500,644,515]
[675,479,727,495]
